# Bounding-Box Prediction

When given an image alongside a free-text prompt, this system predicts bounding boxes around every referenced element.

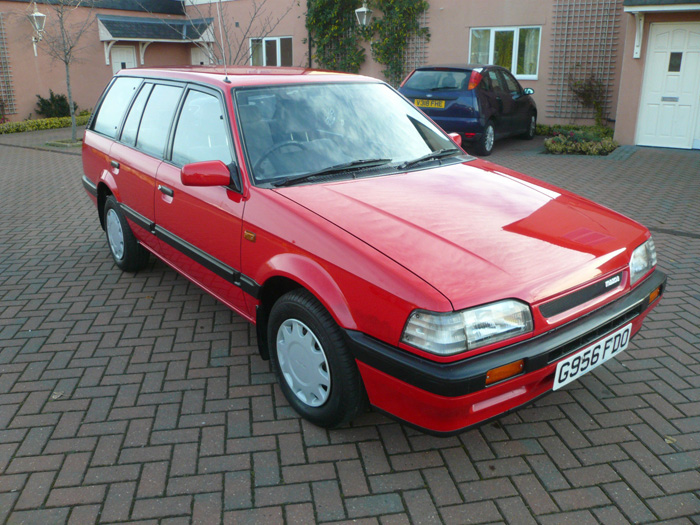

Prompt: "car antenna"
[216,0,231,84]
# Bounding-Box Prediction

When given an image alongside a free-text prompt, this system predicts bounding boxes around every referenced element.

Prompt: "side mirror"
[448,132,462,148]
[523,88,535,95]
[181,160,233,187]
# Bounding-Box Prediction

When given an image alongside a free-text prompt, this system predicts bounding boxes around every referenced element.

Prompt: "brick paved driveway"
[1,129,699,524]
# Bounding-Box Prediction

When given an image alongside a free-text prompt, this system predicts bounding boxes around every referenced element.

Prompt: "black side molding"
[82,175,98,197]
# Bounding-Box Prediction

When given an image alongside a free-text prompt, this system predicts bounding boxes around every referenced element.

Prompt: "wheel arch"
[253,256,357,360]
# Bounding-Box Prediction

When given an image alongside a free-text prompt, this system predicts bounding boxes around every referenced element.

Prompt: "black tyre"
[103,195,150,272]
[268,289,365,428]
[475,121,495,156]
[521,114,536,140]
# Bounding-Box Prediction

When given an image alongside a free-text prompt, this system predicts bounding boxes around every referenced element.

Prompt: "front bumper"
[345,270,666,434]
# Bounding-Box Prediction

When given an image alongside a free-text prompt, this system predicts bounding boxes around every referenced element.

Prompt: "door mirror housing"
[181,160,236,189]
[523,87,535,95]
[448,132,462,148]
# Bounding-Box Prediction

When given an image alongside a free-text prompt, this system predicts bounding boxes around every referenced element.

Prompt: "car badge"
[605,275,621,288]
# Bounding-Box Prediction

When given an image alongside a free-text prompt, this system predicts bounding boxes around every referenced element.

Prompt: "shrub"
[0,98,7,125]
[35,90,77,118]
[0,114,90,135]
[544,129,618,156]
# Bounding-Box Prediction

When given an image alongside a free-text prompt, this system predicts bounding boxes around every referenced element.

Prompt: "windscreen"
[235,82,456,185]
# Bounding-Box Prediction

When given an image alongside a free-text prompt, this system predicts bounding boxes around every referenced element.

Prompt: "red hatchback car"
[82,67,665,434]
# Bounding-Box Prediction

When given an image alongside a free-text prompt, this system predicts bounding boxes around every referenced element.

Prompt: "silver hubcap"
[106,208,125,260]
[529,116,536,135]
[276,319,331,407]
[485,126,494,151]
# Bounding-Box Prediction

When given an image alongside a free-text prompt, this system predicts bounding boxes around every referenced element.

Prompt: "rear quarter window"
[92,77,142,138]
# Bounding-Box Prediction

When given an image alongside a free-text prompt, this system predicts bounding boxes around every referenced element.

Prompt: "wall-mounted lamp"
[355,1,372,27]
[28,2,47,57]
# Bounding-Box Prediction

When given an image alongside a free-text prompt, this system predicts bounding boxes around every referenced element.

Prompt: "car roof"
[116,65,380,89]
[413,64,499,72]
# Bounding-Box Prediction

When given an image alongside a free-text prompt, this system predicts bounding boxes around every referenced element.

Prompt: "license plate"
[553,323,632,390]
[414,99,445,109]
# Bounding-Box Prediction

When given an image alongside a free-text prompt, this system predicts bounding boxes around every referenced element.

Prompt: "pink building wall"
[0,2,192,122]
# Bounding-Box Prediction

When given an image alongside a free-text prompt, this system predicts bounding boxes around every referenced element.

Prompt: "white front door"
[636,22,700,149]
[191,46,212,65]
[111,46,137,76]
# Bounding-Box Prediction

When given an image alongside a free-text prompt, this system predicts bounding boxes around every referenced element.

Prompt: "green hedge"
[544,130,618,156]
[0,114,90,135]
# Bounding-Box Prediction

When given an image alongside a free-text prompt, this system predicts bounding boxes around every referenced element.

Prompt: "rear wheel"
[475,121,495,156]
[268,289,365,428]
[104,195,150,272]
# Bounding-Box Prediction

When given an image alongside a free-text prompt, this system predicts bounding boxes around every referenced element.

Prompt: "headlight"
[401,300,533,356]
[629,238,656,286]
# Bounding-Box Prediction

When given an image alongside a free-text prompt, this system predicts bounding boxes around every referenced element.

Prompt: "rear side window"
[93,77,142,138]
[120,84,153,147]
[404,70,469,91]
[136,84,183,158]
[171,90,232,167]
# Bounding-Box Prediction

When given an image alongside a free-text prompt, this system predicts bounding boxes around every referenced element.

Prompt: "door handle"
[158,185,174,197]
[110,160,120,169]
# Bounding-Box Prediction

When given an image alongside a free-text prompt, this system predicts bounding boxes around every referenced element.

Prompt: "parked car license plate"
[553,323,632,390]
[414,99,445,109]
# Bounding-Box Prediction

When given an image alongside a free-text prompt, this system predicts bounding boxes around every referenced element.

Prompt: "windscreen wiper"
[398,148,461,170]
[273,158,392,187]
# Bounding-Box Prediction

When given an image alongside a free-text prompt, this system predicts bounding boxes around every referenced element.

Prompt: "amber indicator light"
[243,231,256,242]
[648,286,661,304]
[485,359,525,386]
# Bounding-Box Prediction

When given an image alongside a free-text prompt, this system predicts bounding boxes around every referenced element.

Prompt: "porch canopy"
[623,0,700,57]
[97,14,215,65]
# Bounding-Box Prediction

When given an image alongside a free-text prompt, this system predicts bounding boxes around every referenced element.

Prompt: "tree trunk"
[65,60,77,142]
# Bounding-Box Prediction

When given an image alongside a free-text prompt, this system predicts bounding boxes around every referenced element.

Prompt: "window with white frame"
[250,37,293,67]
[469,26,541,79]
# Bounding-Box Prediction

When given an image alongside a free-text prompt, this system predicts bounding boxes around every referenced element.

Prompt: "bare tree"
[179,0,297,66]
[33,0,96,142]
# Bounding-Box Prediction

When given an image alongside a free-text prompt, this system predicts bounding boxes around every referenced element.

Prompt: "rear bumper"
[345,270,666,434]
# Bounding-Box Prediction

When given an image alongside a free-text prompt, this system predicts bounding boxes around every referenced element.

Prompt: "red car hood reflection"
[276,161,648,309]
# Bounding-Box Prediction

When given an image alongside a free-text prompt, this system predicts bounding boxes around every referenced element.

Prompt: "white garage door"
[636,22,700,149]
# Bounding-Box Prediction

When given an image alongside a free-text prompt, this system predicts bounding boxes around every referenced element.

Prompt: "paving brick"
[3,131,700,525]
[224,506,283,525]
[346,494,404,519]
[14,471,55,510]
[337,459,369,497]
[254,482,311,506]
[439,501,502,524]
[132,495,193,520]
[312,480,345,522]
[45,485,106,507]
[100,481,136,522]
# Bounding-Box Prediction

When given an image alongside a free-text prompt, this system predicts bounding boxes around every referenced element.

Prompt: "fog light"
[485,359,524,386]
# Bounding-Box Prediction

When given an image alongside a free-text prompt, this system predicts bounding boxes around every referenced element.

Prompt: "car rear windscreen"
[403,70,470,91]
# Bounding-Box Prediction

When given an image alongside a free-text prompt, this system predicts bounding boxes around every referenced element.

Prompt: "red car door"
[153,87,248,314]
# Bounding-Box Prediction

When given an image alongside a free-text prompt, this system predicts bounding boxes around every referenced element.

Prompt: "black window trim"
[164,82,241,193]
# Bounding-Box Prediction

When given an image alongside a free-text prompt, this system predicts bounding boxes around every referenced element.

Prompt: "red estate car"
[82,66,665,434]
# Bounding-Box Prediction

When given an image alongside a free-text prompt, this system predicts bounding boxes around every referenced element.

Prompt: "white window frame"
[249,36,293,67]
[468,26,542,80]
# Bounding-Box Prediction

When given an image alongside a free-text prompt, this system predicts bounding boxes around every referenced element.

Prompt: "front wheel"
[475,121,495,156]
[103,195,150,272]
[268,289,365,428]
[521,114,536,140]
